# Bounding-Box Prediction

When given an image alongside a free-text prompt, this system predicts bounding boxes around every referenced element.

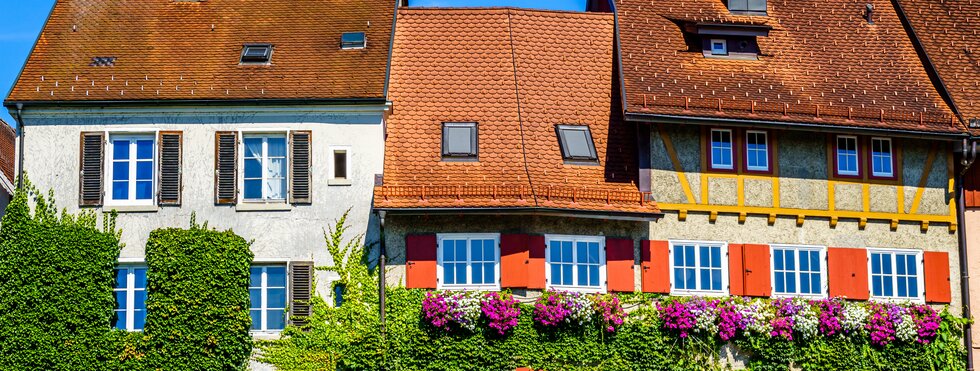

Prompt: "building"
[0,120,15,219]
[3,0,396,333]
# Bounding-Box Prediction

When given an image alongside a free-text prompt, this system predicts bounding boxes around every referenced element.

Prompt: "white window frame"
[239,131,289,203]
[328,145,352,186]
[544,234,607,293]
[669,240,729,296]
[867,248,925,303]
[836,135,860,176]
[105,134,156,206]
[436,233,501,291]
[250,264,289,332]
[709,129,734,170]
[870,137,894,177]
[113,265,147,332]
[769,245,828,298]
[710,39,728,55]
[744,130,769,171]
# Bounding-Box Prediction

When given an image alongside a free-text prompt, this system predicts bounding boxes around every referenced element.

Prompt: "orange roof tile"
[616,0,964,133]
[0,120,15,192]
[895,0,980,131]
[376,7,658,217]
[5,0,394,103]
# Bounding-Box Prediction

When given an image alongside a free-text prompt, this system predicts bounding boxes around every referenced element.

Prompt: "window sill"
[250,330,283,340]
[236,203,292,212]
[438,285,502,291]
[547,285,606,294]
[868,296,925,305]
[328,179,353,186]
[103,205,159,213]
[670,290,730,297]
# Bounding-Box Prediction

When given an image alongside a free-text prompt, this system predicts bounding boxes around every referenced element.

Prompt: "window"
[710,39,728,55]
[437,234,500,290]
[329,146,350,184]
[835,135,860,176]
[546,235,605,292]
[556,125,598,162]
[442,122,478,160]
[341,32,366,49]
[243,134,288,201]
[250,265,287,331]
[107,135,155,206]
[771,246,826,297]
[870,250,923,301]
[671,241,727,295]
[240,44,272,64]
[870,137,894,178]
[113,266,147,331]
[728,0,767,14]
[709,129,734,170]
[745,130,769,171]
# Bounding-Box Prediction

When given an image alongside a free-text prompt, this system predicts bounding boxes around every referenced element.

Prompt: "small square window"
[341,32,366,49]
[329,146,351,185]
[241,44,273,64]
[745,130,769,171]
[442,122,478,160]
[710,39,728,55]
[709,129,734,170]
[556,125,598,162]
[870,137,894,178]
[836,135,860,177]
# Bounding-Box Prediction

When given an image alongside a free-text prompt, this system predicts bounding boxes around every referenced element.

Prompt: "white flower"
[446,291,482,331]
[841,302,868,333]
[737,301,772,336]
[565,293,594,325]
[895,309,917,343]
[690,300,719,335]
[792,302,819,340]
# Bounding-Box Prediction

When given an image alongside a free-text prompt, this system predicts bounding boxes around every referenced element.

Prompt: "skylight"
[240,44,273,64]
[442,122,478,160]
[556,125,598,163]
[341,32,366,49]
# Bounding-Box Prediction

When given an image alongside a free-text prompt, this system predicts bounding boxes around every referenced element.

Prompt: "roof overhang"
[0,172,14,197]
[685,23,771,37]
[625,111,968,141]
[4,97,388,111]
[375,207,662,222]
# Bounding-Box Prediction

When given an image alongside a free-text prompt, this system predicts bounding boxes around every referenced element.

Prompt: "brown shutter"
[406,234,437,289]
[527,235,546,289]
[79,132,105,206]
[158,131,182,205]
[641,240,670,293]
[500,234,529,288]
[923,251,951,303]
[827,247,869,300]
[289,131,312,204]
[606,238,635,292]
[288,261,314,328]
[214,131,238,205]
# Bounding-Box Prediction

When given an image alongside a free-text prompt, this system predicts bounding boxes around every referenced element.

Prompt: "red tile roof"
[895,0,980,130]
[615,0,964,133]
[5,0,394,103]
[0,120,15,193]
[376,7,659,217]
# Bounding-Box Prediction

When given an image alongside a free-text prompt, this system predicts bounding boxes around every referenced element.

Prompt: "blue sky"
[0,0,585,128]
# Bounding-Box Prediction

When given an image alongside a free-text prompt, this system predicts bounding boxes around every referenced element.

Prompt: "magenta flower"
[910,305,941,344]
[592,294,627,333]
[657,301,697,338]
[481,292,521,335]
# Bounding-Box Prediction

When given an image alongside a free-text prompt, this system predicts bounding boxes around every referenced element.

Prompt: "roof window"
[341,32,366,49]
[710,39,728,55]
[728,0,767,15]
[240,44,273,64]
[442,122,478,160]
[703,36,759,60]
[90,57,116,67]
[556,125,598,163]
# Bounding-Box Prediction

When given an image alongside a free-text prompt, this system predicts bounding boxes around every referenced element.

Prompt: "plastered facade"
[18,104,387,298]
[964,209,980,359]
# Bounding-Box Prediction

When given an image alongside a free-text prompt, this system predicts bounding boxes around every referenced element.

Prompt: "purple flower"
[716,300,744,341]
[866,303,898,346]
[910,305,941,344]
[422,291,455,331]
[815,298,843,336]
[657,301,696,338]
[592,294,627,333]
[481,292,521,335]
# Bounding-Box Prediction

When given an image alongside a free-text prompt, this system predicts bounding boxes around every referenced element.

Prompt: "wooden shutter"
[827,247,869,300]
[500,234,529,288]
[729,244,746,296]
[79,132,105,206]
[742,244,772,297]
[923,251,951,303]
[288,261,314,328]
[641,240,671,293]
[158,131,182,205]
[214,131,238,205]
[406,234,437,289]
[527,235,546,289]
[606,238,635,292]
[289,131,312,204]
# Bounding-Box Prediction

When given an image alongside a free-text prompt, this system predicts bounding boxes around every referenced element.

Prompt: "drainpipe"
[377,210,387,357]
[958,138,977,371]
[13,104,24,189]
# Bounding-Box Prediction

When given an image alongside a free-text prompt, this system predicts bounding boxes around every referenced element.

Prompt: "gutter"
[374,207,663,222]
[957,138,978,371]
[376,209,387,370]
[13,104,24,190]
[608,0,627,116]
[626,112,970,141]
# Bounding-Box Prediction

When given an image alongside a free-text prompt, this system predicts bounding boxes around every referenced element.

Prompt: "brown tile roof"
[5,0,394,103]
[376,7,658,217]
[895,0,980,131]
[0,120,15,193]
[616,0,964,133]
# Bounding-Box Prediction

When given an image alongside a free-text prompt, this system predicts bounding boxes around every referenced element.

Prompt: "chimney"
[865,3,875,24]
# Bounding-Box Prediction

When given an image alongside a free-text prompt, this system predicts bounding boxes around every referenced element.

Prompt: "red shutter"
[923,251,951,303]
[405,234,437,289]
[729,244,745,296]
[527,235,546,289]
[743,244,772,297]
[641,240,671,293]
[828,247,869,300]
[606,238,635,292]
[500,234,529,288]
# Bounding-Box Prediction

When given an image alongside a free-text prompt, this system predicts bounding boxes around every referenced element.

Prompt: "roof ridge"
[398,6,613,18]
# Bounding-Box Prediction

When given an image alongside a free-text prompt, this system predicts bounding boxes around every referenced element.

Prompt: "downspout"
[958,138,977,371]
[377,209,387,370]
[14,104,24,189]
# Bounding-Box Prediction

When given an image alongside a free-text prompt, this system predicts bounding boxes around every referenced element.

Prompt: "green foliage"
[0,179,123,370]
[138,215,255,370]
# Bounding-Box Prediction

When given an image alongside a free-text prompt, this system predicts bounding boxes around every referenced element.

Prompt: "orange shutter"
[742,244,772,297]
[729,244,745,296]
[606,238,635,292]
[641,240,671,293]
[923,251,952,303]
[827,247,869,300]
[500,234,530,288]
[527,235,546,289]
[405,234,437,289]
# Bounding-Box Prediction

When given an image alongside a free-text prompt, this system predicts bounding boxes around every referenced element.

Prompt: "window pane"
[809,252,820,272]
[112,181,129,200]
[699,247,709,269]
[250,267,263,287]
[136,181,153,200]
[906,255,917,275]
[471,241,482,262]
[785,271,796,293]
[112,161,130,182]
[249,289,262,309]
[872,254,881,274]
[898,277,907,297]
[113,311,126,330]
[773,250,784,270]
[747,0,766,11]
[135,161,152,181]
[267,267,287,287]
[454,263,466,284]
[134,290,146,310]
[132,268,145,288]
[685,246,695,267]
[133,310,145,330]
[445,126,474,155]
[472,262,484,284]
[908,278,918,298]
[244,158,262,178]
[243,138,263,158]
[576,242,587,264]
[800,273,811,294]
[114,291,127,310]
[810,273,821,294]
[115,269,127,288]
[266,309,286,330]
[589,265,599,287]
[729,0,747,10]
[674,247,684,267]
[700,268,710,290]
[883,276,894,296]
[267,137,286,157]
[562,263,573,285]
[577,265,588,286]
[882,255,893,274]
[710,247,721,268]
[561,242,572,264]
[550,241,561,261]
[588,243,599,264]
[444,264,456,285]
[799,251,809,271]
[561,128,594,159]
[136,140,153,160]
[873,276,883,296]
[334,151,348,178]
[444,240,456,261]
[674,268,685,289]
[775,272,785,293]
[243,180,262,199]
[551,263,562,286]
[250,310,262,330]
[455,243,466,264]
[483,241,494,263]
[685,268,695,290]
[484,263,495,284]
[896,257,906,275]
[113,140,130,160]
[268,288,287,308]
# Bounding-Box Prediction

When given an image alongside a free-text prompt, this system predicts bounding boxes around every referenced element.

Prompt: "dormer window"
[556,125,598,163]
[702,36,759,60]
[728,0,767,15]
[341,32,366,49]
[442,122,478,160]
[241,44,272,64]
[710,39,728,55]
